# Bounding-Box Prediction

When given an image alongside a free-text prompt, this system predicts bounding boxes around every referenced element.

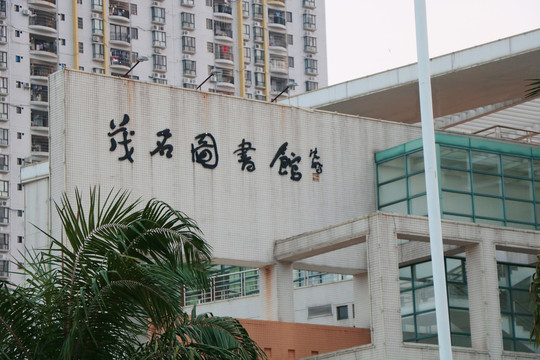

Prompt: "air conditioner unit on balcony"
[152,73,159,78]
[255,90,262,95]
[0,201,7,207]
[91,13,100,19]
[152,25,160,31]
[183,54,190,59]
[306,54,312,58]
[182,31,189,36]
[254,44,260,49]
[21,9,30,16]
[160,74,166,79]
[0,21,5,25]
[153,48,161,54]
[0,98,5,102]
[91,36,100,42]
[152,1,159,6]
[253,22,260,26]
[0,254,6,260]
[23,83,30,89]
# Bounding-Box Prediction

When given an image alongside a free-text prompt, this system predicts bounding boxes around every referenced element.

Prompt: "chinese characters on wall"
[107,114,323,181]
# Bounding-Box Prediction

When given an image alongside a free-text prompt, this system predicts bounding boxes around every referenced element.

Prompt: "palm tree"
[525,79,540,98]
[0,188,266,360]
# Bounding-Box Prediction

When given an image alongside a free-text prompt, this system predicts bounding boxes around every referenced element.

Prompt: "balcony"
[215,46,234,67]
[109,1,130,23]
[216,73,235,91]
[268,33,287,53]
[269,59,288,74]
[0,136,7,147]
[29,13,57,35]
[28,0,56,11]
[268,15,286,31]
[153,63,167,73]
[30,63,56,80]
[30,37,58,61]
[180,0,194,6]
[91,0,103,12]
[0,234,8,250]
[213,3,233,20]
[30,85,48,106]
[304,36,317,53]
[214,26,233,43]
[267,0,285,8]
[110,30,130,46]
[0,215,7,226]
[252,4,263,20]
[0,159,7,172]
[270,77,289,96]
[110,49,130,70]
[0,1,5,18]
[31,110,49,133]
[31,135,49,158]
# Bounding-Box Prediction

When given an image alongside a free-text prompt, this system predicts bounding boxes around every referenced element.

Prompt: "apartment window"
[182,36,196,53]
[243,24,250,40]
[0,154,7,171]
[304,36,317,52]
[17,158,24,166]
[254,49,264,65]
[15,30,21,37]
[303,14,316,31]
[286,11,292,22]
[0,103,7,121]
[0,129,7,146]
[205,0,212,6]
[16,107,22,114]
[130,27,138,40]
[92,43,104,60]
[78,17,83,29]
[152,31,166,48]
[60,39,66,46]
[206,19,213,30]
[0,51,6,68]
[0,25,6,43]
[78,42,84,53]
[287,34,293,45]
[17,184,22,191]
[255,72,265,87]
[243,47,251,62]
[0,260,8,277]
[17,210,23,217]
[151,6,165,23]
[17,236,23,243]
[15,55,21,63]
[93,67,105,74]
[14,5,20,12]
[152,54,167,71]
[244,70,252,86]
[288,56,294,68]
[110,24,130,43]
[253,26,264,42]
[181,0,195,6]
[181,12,195,29]
[252,3,263,19]
[242,1,249,17]
[0,233,7,251]
[130,3,137,15]
[336,305,348,320]
[0,77,6,94]
[182,59,196,76]
[498,263,537,352]
[304,58,318,75]
[91,0,103,11]
[77,0,82,4]
[207,42,214,53]
[401,258,471,347]
[305,81,318,92]
[183,82,197,89]
[59,13,65,21]
[91,19,103,36]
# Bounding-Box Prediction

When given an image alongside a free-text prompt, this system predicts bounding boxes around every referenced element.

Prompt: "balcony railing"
[30,40,57,54]
[269,36,287,49]
[214,28,232,38]
[185,269,259,305]
[31,86,48,102]
[268,15,286,26]
[110,32,130,43]
[0,234,8,250]
[181,0,194,6]
[30,63,55,77]
[0,138,7,146]
[110,50,130,67]
[31,113,49,127]
[269,59,287,72]
[215,50,233,62]
[109,5,129,19]
[214,4,232,15]
[303,0,315,8]
[473,125,540,144]
[29,14,57,30]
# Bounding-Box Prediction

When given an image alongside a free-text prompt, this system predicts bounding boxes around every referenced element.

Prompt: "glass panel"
[505,200,534,223]
[440,147,469,170]
[498,264,509,287]
[446,258,464,283]
[502,338,514,351]
[400,266,412,290]
[379,200,407,214]
[534,159,540,179]
[504,178,532,200]
[415,286,435,312]
[443,214,473,223]
[441,169,470,192]
[510,266,534,290]
[442,192,472,215]
[378,157,405,183]
[472,151,500,174]
[507,222,536,230]
[408,173,426,196]
[409,196,427,216]
[400,291,414,315]
[512,289,533,314]
[416,311,437,338]
[535,182,540,202]
[503,156,531,179]
[475,218,504,226]
[499,288,510,312]
[473,173,502,196]
[474,196,503,219]
[451,334,472,347]
[418,336,438,345]
[515,337,540,353]
[514,315,534,339]
[402,315,416,341]
[414,261,433,286]
[450,308,470,333]
[379,179,407,205]
[447,283,468,308]
[501,313,513,337]
[407,150,424,173]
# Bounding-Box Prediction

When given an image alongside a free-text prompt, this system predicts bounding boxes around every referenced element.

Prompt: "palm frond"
[525,79,540,98]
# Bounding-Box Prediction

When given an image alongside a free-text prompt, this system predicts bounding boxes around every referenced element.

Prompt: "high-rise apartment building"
[0,0,327,281]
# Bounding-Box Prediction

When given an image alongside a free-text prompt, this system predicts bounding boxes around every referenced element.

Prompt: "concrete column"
[465,240,503,359]
[366,214,403,358]
[259,261,294,322]
[352,272,370,329]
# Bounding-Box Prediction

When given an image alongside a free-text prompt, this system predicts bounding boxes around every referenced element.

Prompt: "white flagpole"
[413,1,453,359]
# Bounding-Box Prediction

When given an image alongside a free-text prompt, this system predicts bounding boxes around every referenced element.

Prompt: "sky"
[324,0,540,85]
